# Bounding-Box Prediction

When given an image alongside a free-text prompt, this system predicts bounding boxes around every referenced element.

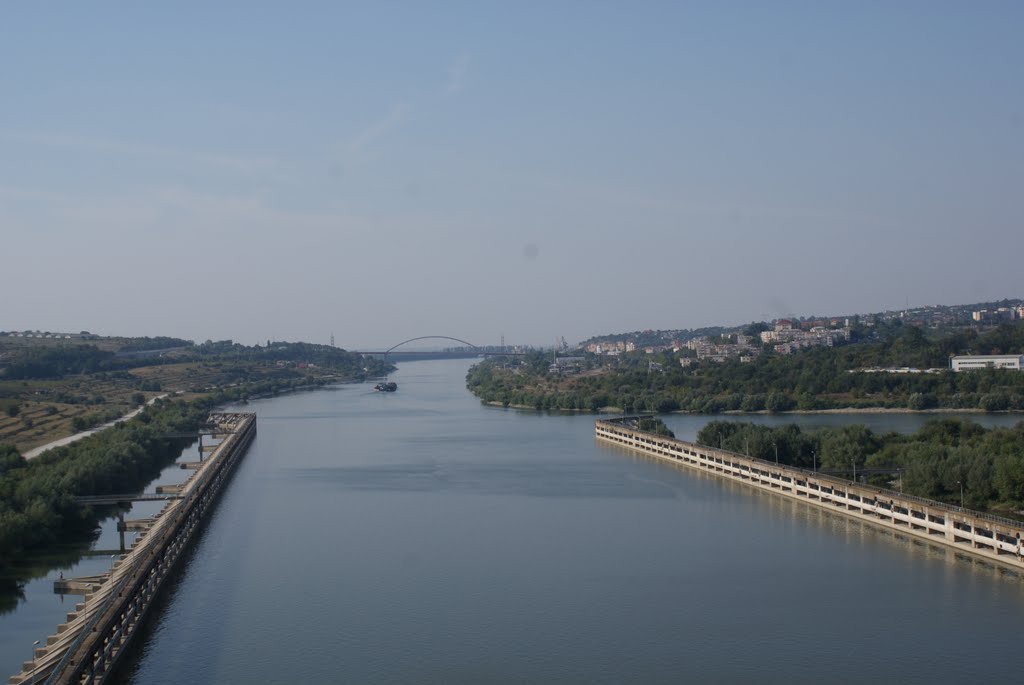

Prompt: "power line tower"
[330,332,335,347]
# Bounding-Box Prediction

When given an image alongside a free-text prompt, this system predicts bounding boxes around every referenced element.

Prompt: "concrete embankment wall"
[596,420,1024,572]
[10,413,257,685]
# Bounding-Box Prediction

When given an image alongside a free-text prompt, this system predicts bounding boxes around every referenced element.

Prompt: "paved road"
[24,394,170,460]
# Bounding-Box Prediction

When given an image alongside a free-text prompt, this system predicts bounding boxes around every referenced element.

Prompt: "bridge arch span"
[384,336,479,355]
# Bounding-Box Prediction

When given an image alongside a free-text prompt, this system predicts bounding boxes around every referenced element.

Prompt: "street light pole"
[774,442,778,465]
[959,480,964,509]
[30,639,40,667]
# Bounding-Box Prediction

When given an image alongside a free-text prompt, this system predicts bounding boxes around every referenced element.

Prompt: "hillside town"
[584,319,853,363]
[580,299,1024,364]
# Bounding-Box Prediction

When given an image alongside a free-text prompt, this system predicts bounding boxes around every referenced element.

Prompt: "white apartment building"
[950,355,1024,372]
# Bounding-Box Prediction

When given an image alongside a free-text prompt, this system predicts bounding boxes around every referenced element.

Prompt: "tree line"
[1,340,390,382]
[0,350,389,572]
[0,397,218,570]
[695,419,1024,517]
[466,323,1024,413]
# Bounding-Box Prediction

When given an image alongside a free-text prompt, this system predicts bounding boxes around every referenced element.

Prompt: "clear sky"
[1,2,1021,348]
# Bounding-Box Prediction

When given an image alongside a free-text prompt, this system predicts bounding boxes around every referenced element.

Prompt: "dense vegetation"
[192,340,379,371]
[116,336,194,352]
[0,366,351,572]
[582,325,729,349]
[1,346,118,379]
[0,340,384,381]
[467,323,1024,413]
[0,397,218,569]
[0,340,390,572]
[695,419,1024,518]
[633,416,675,438]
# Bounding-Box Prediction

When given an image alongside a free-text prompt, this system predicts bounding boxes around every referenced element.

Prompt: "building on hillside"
[761,326,850,350]
[585,341,627,355]
[950,355,1024,371]
[972,308,1018,323]
[550,356,584,375]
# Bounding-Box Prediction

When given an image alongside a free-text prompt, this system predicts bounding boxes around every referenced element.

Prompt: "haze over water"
[107,360,1021,684]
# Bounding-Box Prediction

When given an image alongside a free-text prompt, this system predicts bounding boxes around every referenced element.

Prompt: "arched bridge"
[355,336,525,359]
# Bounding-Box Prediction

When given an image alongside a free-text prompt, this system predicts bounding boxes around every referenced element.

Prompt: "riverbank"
[483,400,1019,417]
[728,407,1002,415]
[465,341,1024,415]
[1,342,392,455]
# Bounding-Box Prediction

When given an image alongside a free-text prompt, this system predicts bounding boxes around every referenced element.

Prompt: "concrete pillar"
[118,511,126,552]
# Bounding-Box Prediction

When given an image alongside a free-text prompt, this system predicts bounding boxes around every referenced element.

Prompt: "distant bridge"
[355,336,526,358]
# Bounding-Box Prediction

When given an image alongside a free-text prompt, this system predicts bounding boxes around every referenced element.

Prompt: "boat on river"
[374,381,398,392]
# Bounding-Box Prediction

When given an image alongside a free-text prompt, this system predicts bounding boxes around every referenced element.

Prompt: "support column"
[118,511,126,553]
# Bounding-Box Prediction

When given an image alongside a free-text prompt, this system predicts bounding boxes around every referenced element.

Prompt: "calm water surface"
[118,360,1022,684]
[5,360,1023,683]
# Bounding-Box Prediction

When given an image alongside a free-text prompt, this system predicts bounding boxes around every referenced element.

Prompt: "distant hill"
[579,297,1024,349]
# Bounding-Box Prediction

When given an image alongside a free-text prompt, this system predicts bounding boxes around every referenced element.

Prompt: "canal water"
[0,437,201,677]
[5,359,1024,683]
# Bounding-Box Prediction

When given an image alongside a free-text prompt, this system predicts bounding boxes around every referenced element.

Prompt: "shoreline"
[481,400,1021,417]
[726,407,1002,415]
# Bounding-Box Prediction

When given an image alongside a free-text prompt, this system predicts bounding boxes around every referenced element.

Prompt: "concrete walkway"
[24,394,170,460]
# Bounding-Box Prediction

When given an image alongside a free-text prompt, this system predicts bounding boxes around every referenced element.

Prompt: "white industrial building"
[950,355,1024,372]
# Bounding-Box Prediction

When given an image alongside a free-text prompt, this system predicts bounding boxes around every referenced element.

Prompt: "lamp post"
[958,480,964,509]
[812,449,816,473]
[773,441,778,465]
[30,639,40,667]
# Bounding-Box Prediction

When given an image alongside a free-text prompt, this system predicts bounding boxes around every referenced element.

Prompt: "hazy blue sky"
[2,2,1021,348]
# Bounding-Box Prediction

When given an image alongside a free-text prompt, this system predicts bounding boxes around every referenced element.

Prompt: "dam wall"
[596,419,1024,572]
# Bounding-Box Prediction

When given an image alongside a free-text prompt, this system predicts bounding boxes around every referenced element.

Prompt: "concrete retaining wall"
[9,413,257,685]
[596,420,1024,572]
